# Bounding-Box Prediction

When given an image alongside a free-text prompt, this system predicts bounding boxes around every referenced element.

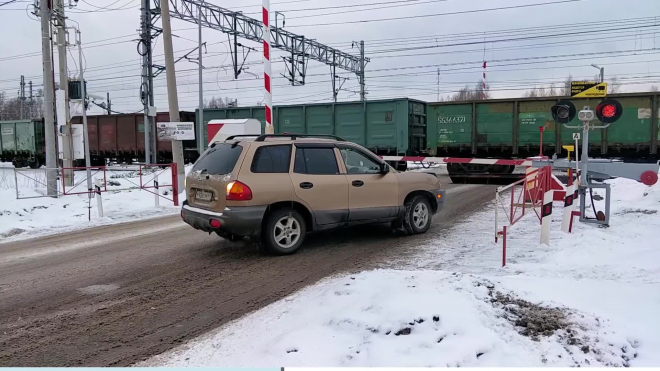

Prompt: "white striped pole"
[561,183,576,233]
[540,167,553,245]
[262,0,274,134]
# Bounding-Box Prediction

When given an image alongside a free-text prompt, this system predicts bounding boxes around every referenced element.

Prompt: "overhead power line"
[288,0,583,27]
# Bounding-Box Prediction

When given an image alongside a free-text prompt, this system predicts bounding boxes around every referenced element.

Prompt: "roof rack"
[254,134,346,142]
[224,134,261,141]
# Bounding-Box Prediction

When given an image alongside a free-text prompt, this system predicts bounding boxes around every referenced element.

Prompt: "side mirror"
[380,162,390,174]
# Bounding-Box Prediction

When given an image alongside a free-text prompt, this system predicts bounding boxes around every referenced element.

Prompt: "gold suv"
[181,134,445,255]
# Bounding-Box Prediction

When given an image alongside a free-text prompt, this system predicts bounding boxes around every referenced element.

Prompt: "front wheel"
[263,209,306,255]
[403,196,432,235]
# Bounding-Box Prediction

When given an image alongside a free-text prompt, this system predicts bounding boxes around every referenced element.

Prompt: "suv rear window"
[251,145,292,173]
[192,143,243,175]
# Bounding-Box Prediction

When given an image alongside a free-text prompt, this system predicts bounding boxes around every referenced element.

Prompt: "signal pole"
[160,0,185,191]
[39,0,58,196]
[19,75,25,119]
[197,5,204,152]
[436,68,440,101]
[106,92,111,114]
[263,0,274,134]
[28,80,33,118]
[359,40,365,101]
[55,0,73,185]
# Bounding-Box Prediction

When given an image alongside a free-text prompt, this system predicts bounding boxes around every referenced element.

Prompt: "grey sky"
[0,0,658,115]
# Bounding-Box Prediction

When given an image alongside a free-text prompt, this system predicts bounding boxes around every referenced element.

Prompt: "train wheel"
[28,158,41,169]
[488,165,512,174]
[447,163,466,175]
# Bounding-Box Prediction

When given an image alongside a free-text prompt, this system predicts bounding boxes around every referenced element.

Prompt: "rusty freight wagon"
[427,92,660,175]
[71,111,199,165]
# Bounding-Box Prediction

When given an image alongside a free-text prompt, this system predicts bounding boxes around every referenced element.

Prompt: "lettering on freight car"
[1,127,14,135]
[437,115,467,124]
[385,112,393,122]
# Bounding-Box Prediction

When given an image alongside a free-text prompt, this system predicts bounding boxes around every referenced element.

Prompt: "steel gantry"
[152,0,367,78]
[140,0,368,161]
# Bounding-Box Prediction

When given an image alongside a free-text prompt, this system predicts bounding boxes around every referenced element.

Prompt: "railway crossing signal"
[545,96,653,228]
[551,100,576,124]
[595,99,623,124]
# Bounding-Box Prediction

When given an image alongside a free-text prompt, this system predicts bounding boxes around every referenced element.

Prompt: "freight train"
[1,111,198,168]
[3,92,658,173]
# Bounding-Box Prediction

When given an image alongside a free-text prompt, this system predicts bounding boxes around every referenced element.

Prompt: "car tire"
[403,196,432,235]
[263,208,306,255]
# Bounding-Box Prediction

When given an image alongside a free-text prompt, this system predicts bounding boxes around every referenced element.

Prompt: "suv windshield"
[192,143,243,175]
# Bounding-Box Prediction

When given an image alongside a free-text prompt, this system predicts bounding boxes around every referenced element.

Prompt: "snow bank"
[144,177,660,367]
[0,165,190,242]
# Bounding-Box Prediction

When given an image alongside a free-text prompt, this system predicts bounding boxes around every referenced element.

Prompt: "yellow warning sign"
[571,81,607,98]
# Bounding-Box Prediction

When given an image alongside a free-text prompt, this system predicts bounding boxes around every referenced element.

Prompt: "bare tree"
[651,85,659,92]
[0,91,43,121]
[204,96,238,109]
[524,87,539,98]
[609,77,622,94]
[561,74,573,96]
[448,80,490,101]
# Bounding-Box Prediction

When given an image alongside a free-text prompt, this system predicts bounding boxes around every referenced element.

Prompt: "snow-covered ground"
[0,163,189,242]
[144,177,660,367]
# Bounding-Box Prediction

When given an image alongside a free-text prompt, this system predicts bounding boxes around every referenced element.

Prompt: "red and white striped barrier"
[540,177,553,245]
[380,156,531,166]
[262,0,274,135]
[561,183,577,233]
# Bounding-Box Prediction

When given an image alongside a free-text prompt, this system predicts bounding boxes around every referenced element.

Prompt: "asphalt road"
[0,173,496,366]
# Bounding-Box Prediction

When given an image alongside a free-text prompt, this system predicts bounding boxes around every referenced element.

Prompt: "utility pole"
[197,5,204,153]
[140,0,154,164]
[56,0,73,186]
[28,80,33,118]
[75,28,92,195]
[160,0,185,191]
[591,64,604,83]
[106,92,111,114]
[359,40,366,101]
[19,75,25,119]
[436,68,440,101]
[39,0,57,197]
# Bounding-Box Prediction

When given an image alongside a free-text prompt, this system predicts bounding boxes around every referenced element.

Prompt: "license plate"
[195,190,213,202]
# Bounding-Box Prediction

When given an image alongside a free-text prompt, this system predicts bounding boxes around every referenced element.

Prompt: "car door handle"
[352,180,364,187]
[299,182,314,189]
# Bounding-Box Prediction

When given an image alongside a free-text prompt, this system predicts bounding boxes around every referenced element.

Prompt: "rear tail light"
[226,181,253,201]
[210,219,222,228]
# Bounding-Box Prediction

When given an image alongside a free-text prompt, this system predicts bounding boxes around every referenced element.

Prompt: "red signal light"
[601,104,616,118]
[595,99,622,124]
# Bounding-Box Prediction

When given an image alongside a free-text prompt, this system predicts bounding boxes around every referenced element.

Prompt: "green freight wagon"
[201,98,428,169]
[427,92,659,174]
[0,119,44,168]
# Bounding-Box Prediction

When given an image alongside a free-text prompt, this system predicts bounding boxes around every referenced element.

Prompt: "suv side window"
[339,147,382,174]
[251,144,292,173]
[294,147,339,175]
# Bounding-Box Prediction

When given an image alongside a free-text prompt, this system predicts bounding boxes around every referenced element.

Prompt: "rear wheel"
[403,196,432,235]
[263,208,306,255]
